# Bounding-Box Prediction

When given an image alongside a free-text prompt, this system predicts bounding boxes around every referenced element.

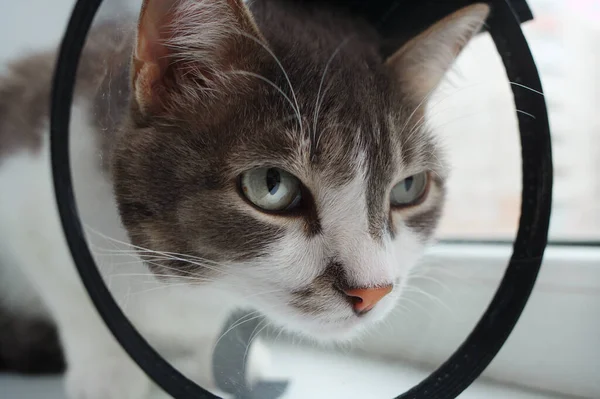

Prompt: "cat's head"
[112,0,489,341]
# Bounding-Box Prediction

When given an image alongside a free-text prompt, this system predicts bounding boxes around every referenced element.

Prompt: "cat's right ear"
[385,3,490,103]
[132,0,264,115]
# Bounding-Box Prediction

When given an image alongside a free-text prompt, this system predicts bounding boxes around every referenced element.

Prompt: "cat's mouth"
[219,274,399,341]
[283,308,387,341]
[249,288,398,342]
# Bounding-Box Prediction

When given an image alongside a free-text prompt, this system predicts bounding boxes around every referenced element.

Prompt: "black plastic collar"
[50,1,552,398]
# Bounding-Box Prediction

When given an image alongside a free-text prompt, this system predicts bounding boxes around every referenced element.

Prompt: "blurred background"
[1,2,597,241]
[0,0,598,398]
[432,0,600,242]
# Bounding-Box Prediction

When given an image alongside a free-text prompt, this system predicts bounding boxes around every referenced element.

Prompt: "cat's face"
[113,0,489,341]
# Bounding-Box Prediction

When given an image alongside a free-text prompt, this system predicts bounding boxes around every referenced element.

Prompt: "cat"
[0,0,489,398]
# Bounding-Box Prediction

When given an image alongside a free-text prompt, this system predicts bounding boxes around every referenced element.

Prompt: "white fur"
[0,102,268,398]
[0,2,485,397]
[216,155,428,342]
[0,99,429,399]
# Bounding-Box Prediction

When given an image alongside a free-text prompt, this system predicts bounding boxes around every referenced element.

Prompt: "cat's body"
[0,18,254,398]
[0,1,489,398]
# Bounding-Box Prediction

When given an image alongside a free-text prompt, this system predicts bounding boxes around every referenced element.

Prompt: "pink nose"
[344,284,393,315]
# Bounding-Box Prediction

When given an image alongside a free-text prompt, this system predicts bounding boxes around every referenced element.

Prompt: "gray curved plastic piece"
[213,310,288,399]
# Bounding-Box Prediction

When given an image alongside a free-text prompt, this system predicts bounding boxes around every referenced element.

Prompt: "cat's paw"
[65,354,150,399]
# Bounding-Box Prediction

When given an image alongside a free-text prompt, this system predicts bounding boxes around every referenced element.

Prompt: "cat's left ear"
[132,0,265,115]
[385,3,490,102]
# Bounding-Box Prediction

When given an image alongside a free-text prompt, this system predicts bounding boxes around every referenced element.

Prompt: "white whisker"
[108,273,211,282]
[128,282,197,296]
[234,30,302,132]
[407,274,452,293]
[243,320,271,366]
[516,109,536,119]
[398,84,440,140]
[510,81,544,96]
[91,245,231,268]
[402,286,453,315]
[228,70,299,123]
[86,228,236,277]
[212,311,264,351]
[313,37,351,149]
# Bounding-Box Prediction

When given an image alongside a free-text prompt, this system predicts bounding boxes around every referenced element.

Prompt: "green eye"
[390,172,428,207]
[240,168,302,212]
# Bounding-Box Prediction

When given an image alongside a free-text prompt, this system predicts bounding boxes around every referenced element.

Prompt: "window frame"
[354,242,600,398]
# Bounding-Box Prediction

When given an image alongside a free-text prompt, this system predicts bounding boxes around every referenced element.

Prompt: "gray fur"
[0,0,483,373]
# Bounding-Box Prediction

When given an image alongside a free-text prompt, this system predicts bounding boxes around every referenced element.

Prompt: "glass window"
[433,0,600,242]
[1,2,597,399]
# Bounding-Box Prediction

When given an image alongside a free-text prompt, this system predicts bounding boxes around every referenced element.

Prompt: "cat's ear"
[385,3,490,102]
[132,0,264,114]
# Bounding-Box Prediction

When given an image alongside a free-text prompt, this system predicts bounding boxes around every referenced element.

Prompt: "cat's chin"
[287,316,387,345]
[267,307,392,344]
[302,320,368,343]
[225,282,399,343]
[267,317,364,345]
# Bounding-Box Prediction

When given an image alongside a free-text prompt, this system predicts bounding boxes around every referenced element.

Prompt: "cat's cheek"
[388,222,426,278]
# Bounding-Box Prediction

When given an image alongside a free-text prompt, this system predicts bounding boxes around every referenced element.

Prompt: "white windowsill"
[0,340,569,399]
[347,243,600,399]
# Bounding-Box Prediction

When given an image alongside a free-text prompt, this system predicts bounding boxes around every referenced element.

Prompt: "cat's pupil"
[266,168,281,195]
[404,176,414,191]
